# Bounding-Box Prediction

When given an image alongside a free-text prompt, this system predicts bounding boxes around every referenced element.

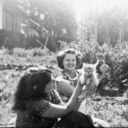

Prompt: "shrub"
[62,41,128,94]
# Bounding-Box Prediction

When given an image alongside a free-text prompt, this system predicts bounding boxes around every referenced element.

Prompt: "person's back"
[16,97,58,127]
[12,69,61,127]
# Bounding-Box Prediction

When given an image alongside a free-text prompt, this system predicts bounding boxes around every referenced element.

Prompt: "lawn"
[0,47,128,127]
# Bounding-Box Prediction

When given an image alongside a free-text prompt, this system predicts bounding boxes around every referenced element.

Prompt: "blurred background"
[0,0,128,127]
[1,0,128,50]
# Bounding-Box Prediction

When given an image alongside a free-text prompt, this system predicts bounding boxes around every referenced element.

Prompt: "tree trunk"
[94,7,97,44]
[119,27,122,43]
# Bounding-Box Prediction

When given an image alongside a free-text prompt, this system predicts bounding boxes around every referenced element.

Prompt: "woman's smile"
[63,53,77,71]
[67,64,75,67]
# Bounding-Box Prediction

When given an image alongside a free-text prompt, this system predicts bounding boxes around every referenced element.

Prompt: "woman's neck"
[64,70,76,78]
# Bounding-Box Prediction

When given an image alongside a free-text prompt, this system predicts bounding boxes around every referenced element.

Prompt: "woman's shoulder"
[32,99,48,107]
[31,100,50,115]
[56,74,64,79]
[55,73,70,83]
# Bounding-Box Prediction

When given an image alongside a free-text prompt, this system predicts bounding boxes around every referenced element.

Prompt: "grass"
[0,47,128,127]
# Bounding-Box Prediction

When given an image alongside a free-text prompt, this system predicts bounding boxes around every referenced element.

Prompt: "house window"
[3,11,22,33]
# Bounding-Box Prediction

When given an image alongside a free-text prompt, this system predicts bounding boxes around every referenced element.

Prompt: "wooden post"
[94,6,97,44]
[119,23,122,43]
[0,0,3,30]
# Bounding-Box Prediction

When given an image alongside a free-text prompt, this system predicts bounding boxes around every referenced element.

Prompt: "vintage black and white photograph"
[0,0,128,127]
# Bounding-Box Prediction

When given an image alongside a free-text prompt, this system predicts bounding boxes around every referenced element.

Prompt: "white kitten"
[78,63,99,101]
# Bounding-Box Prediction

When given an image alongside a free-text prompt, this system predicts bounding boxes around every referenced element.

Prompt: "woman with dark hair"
[12,67,98,127]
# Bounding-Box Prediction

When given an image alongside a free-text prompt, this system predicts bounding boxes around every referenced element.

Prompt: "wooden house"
[0,0,58,51]
[0,0,25,48]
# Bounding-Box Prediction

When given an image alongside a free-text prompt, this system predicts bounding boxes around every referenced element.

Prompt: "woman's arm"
[98,64,109,82]
[56,81,74,98]
[42,80,84,118]
[55,75,75,97]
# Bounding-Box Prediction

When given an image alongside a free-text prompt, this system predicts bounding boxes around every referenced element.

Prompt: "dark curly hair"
[57,48,82,69]
[12,68,52,111]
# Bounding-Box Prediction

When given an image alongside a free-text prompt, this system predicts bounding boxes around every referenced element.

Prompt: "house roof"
[3,0,27,18]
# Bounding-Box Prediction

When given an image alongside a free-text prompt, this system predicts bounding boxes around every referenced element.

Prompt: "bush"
[63,41,128,94]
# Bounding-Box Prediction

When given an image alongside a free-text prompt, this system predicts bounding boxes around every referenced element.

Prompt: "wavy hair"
[57,48,82,69]
[12,68,52,111]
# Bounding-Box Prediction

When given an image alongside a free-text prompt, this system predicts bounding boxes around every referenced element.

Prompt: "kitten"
[95,45,107,70]
[96,51,110,78]
[78,63,99,101]
[78,51,109,101]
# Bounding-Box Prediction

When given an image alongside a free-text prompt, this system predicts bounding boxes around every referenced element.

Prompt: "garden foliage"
[60,40,128,95]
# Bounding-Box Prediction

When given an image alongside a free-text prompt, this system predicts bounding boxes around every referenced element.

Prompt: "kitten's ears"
[94,45,106,54]
[94,45,101,52]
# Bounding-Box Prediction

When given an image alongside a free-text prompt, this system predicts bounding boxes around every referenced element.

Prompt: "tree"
[79,4,128,46]
[18,0,77,43]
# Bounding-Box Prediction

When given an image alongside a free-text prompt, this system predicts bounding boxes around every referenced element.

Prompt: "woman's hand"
[79,70,89,85]
[100,64,109,75]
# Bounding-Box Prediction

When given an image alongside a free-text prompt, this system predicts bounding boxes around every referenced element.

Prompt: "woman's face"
[63,53,77,71]
[44,75,56,93]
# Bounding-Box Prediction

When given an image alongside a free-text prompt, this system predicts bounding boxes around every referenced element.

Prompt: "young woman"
[56,48,108,101]
[56,48,82,100]
[12,67,97,127]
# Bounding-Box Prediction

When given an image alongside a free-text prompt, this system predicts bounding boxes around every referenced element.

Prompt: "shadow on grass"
[99,89,121,97]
